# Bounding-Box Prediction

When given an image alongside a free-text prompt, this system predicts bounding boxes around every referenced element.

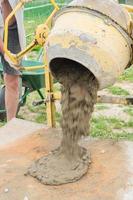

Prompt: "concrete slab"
[0,128,133,200]
[0,118,47,147]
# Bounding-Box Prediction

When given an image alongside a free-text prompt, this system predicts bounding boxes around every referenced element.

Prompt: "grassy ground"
[15,66,133,141]
[91,116,133,141]
[24,5,53,44]
[107,86,130,96]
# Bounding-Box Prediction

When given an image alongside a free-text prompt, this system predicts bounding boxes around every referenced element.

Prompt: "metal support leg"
[44,60,56,127]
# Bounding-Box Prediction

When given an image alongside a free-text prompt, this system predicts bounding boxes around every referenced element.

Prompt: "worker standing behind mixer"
[0,0,31,121]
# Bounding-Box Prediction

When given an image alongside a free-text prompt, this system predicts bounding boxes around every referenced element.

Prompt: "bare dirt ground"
[0,128,133,200]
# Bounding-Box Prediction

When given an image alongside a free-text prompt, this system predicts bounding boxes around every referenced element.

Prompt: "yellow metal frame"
[3,1,133,127]
[122,4,133,13]
[4,0,59,70]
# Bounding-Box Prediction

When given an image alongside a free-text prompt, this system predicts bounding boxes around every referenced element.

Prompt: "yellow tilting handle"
[4,0,59,69]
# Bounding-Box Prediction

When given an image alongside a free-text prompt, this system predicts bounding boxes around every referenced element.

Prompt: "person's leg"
[4,73,19,121]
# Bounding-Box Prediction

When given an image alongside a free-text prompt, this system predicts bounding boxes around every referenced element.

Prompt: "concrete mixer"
[3,0,133,127]
[46,0,133,89]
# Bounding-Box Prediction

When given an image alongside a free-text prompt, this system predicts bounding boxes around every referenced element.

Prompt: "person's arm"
[1,0,16,26]
[0,35,18,70]
[0,0,18,69]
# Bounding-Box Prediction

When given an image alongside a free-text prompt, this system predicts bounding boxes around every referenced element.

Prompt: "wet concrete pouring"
[28,60,98,185]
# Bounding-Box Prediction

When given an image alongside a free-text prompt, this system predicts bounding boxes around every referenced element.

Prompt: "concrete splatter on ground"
[0,129,132,200]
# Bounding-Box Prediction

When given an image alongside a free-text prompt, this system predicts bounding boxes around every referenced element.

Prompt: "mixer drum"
[45,0,133,89]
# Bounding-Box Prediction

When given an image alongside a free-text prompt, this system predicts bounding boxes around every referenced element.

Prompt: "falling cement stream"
[28,59,99,185]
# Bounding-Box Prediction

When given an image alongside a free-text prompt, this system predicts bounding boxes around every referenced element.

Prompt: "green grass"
[25,0,69,8]
[126,120,133,128]
[18,88,61,124]
[96,104,109,110]
[119,66,133,82]
[18,89,47,123]
[91,116,133,140]
[35,113,47,123]
[24,6,51,44]
[0,121,6,127]
[123,106,133,116]
[107,86,130,96]
[55,112,61,123]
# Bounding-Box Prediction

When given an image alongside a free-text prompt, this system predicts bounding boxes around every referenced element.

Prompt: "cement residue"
[28,60,98,185]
